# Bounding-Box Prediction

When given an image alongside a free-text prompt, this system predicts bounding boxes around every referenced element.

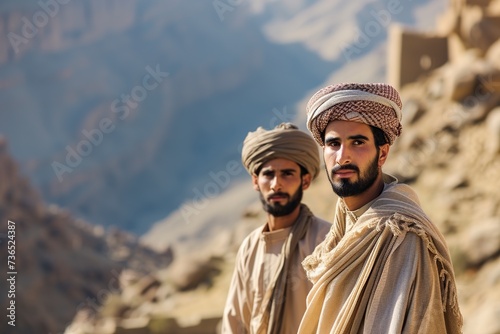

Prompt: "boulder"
[486,107,500,153]
[460,6,500,54]
[459,218,500,267]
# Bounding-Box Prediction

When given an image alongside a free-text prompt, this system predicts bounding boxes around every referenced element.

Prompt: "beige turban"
[306,83,403,145]
[241,123,320,179]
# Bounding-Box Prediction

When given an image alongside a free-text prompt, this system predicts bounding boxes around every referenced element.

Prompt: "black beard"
[326,155,379,198]
[259,185,303,217]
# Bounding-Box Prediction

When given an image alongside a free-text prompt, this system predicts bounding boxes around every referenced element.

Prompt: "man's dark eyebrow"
[324,136,339,145]
[261,167,297,174]
[349,134,370,141]
[261,167,274,173]
[324,134,369,144]
[280,168,297,173]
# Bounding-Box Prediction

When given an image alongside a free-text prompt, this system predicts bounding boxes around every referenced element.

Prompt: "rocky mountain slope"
[0,138,173,334]
[67,1,500,333]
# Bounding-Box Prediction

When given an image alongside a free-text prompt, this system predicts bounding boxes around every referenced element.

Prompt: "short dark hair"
[299,164,308,177]
[370,126,388,147]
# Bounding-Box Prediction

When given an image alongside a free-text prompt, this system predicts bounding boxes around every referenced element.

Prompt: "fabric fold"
[257,205,313,334]
[299,175,463,334]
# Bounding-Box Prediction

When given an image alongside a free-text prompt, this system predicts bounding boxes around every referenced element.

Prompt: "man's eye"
[353,140,364,145]
[328,141,340,147]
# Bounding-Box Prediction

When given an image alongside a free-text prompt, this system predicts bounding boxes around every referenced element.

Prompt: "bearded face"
[326,153,379,197]
[323,121,389,201]
[259,183,303,217]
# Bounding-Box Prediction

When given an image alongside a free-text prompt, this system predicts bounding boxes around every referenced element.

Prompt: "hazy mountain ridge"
[0,0,138,63]
[0,0,338,233]
[0,0,444,235]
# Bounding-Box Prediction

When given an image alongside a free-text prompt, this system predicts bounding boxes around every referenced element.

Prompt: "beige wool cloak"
[298,175,463,334]
[221,205,331,334]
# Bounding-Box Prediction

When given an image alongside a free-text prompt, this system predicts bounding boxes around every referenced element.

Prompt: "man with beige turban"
[298,83,463,333]
[221,123,331,334]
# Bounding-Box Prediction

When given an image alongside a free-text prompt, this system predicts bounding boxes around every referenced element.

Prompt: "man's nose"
[336,146,352,166]
[270,176,282,191]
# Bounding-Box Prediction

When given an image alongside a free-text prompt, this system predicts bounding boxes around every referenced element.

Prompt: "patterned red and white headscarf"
[306,83,403,145]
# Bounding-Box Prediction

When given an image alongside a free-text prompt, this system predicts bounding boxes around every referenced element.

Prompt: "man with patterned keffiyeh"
[298,83,463,334]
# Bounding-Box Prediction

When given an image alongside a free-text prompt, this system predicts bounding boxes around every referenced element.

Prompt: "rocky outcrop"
[384,2,500,331]
[389,0,500,89]
[65,254,227,334]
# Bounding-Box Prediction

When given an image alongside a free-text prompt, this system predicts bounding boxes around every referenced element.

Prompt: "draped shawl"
[299,176,463,334]
[257,204,314,334]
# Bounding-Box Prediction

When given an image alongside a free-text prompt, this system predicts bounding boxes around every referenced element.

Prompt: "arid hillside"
[0,138,173,334]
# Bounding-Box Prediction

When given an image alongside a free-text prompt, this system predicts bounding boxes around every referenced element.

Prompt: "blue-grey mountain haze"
[0,0,440,234]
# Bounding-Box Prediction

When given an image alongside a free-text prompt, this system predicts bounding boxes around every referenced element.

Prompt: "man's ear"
[252,174,260,191]
[378,144,390,167]
[301,173,312,190]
